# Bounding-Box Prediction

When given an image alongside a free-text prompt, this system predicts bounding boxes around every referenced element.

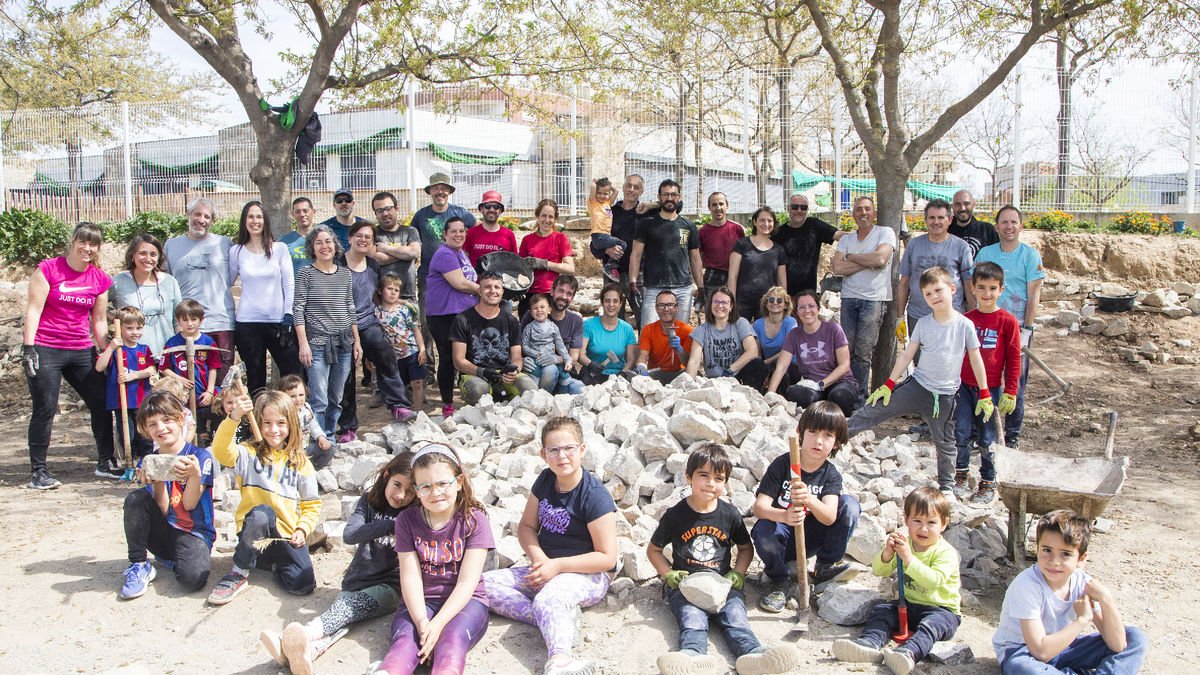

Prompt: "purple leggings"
[484,566,610,658]
[379,598,489,675]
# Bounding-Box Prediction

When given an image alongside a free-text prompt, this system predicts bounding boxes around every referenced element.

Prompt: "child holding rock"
[380,444,494,675]
[650,443,800,675]
[832,486,962,675]
[752,401,861,614]
[207,389,321,605]
[260,451,416,674]
[485,416,616,675]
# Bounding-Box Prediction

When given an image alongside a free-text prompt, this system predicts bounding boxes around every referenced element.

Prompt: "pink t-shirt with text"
[36,257,112,350]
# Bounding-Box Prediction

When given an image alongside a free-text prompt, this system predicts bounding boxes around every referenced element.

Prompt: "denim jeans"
[26,345,114,472]
[305,341,353,436]
[1005,350,1030,447]
[858,600,961,663]
[751,494,861,582]
[840,297,886,390]
[955,384,997,480]
[666,587,761,657]
[641,286,693,329]
[531,363,584,395]
[232,505,316,595]
[339,323,412,430]
[1000,626,1147,675]
[123,488,212,591]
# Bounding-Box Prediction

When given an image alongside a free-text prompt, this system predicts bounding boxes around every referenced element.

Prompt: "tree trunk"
[249,121,298,236]
[778,69,793,197]
[870,164,908,391]
[1055,27,1072,210]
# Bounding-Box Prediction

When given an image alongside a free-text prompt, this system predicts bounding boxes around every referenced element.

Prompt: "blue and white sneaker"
[119,561,156,600]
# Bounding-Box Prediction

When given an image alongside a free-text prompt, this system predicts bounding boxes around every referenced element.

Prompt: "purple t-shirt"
[425,244,478,317]
[394,507,494,603]
[782,321,857,385]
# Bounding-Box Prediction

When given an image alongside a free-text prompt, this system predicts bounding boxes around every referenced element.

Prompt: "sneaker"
[543,655,595,675]
[952,469,972,499]
[602,261,621,283]
[335,429,357,444]
[207,572,249,605]
[812,561,853,583]
[882,647,916,675]
[907,422,929,438]
[735,644,800,675]
[831,638,884,664]
[368,390,385,408]
[441,404,456,419]
[392,406,417,423]
[119,561,156,600]
[95,458,123,479]
[29,469,62,490]
[260,630,288,666]
[361,370,373,387]
[971,480,996,505]
[758,581,789,613]
[940,487,957,500]
[282,622,313,675]
[655,651,723,675]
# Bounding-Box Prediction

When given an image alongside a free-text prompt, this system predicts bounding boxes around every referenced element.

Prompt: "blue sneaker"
[119,561,156,600]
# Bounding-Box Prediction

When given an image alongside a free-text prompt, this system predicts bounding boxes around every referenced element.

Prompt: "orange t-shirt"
[639,320,693,372]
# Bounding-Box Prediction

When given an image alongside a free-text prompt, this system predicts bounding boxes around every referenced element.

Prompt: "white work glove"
[1020,327,1034,349]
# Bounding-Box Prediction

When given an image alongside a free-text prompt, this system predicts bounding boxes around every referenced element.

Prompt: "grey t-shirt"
[898,235,974,319]
[692,317,755,371]
[911,312,979,395]
[375,225,420,299]
[349,258,382,329]
[164,234,235,332]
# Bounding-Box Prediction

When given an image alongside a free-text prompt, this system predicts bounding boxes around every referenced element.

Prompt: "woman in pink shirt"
[23,222,116,489]
[518,199,575,317]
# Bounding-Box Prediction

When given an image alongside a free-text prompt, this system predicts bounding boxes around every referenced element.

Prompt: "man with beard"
[627,179,703,328]
[281,197,317,278]
[164,198,236,382]
[948,189,998,257]
[319,188,369,251]
[462,190,517,268]
[370,191,421,300]
[896,199,975,333]
[772,192,845,296]
[520,274,584,368]
[450,273,536,405]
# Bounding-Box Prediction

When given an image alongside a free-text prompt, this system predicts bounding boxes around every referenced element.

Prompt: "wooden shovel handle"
[788,433,810,609]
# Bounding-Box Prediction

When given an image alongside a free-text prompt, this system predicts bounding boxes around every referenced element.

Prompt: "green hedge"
[0,209,71,266]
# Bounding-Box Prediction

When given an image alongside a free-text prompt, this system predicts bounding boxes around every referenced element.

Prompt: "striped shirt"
[293,263,355,346]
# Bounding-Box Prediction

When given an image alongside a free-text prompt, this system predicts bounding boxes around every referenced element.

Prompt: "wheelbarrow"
[995,411,1128,562]
[478,251,534,302]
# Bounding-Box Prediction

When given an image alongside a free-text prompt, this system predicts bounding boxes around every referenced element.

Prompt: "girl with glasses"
[686,288,771,392]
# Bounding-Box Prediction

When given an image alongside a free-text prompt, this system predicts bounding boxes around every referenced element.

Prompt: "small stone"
[1163,306,1192,319]
[1173,339,1192,349]
[668,409,728,445]
[846,515,887,565]
[928,642,975,665]
[1102,318,1129,337]
[1055,328,1069,337]
[495,536,526,568]
[609,576,635,599]
[1056,309,1081,327]
[349,455,391,489]
[620,549,658,581]
[816,584,885,625]
[679,572,733,612]
[1092,517,1114,534]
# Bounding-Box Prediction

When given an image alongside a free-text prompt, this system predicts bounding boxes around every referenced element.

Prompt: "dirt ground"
[1,233,1199,674]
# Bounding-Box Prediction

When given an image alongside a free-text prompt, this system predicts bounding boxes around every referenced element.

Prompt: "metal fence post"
[1012,64,1023,209]
[569,85,578,216]
[0,120,6,211]
[407,80,418,213]
[122,102,134,219]
[742,68,751,182]
[834,112,843,216]
[1187,64,1198,214]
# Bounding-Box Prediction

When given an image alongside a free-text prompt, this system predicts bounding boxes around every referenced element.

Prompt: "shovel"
[220,361,262,442]
[117,361,135,481]
[786,432,810,633]
[892,557,912,643]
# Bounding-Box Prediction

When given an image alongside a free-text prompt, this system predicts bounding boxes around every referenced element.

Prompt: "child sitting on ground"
[485,416,616,675]
[96,306,156,460]
[375,273,427,411]
[259,452,416,674]
[588,178,623,281]
[992,509,1147,674]
[650,443,800,675]
[832,487,961,675]
[159,299,223,440]
[522,293,582,395]
[207,390,321,605]
[118,391,216,599]
[847,266,993,495]
[954,262,1021,504]
[279,374,337,471]
[752,401,861,614]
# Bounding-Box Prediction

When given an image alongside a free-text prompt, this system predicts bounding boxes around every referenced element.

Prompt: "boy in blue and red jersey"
[159,299,223,438]
[96,306,156,459]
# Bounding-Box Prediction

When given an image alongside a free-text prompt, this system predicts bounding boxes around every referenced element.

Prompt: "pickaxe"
[220,361,262,442]
[160,338,228,421]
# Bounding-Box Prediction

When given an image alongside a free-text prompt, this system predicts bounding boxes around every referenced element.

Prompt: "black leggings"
[27,345,113,472]
[426,313,458,405]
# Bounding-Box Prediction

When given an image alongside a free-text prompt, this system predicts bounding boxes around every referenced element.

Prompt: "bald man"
[948,190,998,256]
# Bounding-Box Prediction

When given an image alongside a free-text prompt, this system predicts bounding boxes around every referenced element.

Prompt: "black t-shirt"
[593,202,654,274]
[948,216,999,257]
[449,306,520,370]
[755,453,844,510]
[531,469,617,559]
[634,214,699,287]
[731,237,785,307]
[771,217,837,295]
[650,498,749,575]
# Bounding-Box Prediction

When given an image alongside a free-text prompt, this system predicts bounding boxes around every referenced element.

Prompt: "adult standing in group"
[227,201,302,394]
[753,286,797,377]
[281,197,316,279]
[728,207,787,322]
[320,188,368,251]
[975,205,1045,448]
[685,288,769,391]
[896,199,975,337]
[830,196,896,391]
[518,198,575,318]
[23,222,116,489]
[292,226,361,436]
[520,274,585,375]
[463,190,517,268]
[948,189,998,257]
[450,273,536,404]
[412,173,477,375]
[424,217,479,418]
[336,221,417,441]
[370,191,421,300]
[164,198,236,383]
[772,193,845,297]
[766,290,859,416]
[633,289,693,383]
[110,232,182,356]
[698,192,747,308]
[627,179,703,327]
[592,174,648,327]
[578,283,638,385]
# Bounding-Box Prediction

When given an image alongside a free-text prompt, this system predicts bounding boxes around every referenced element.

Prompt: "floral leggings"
[484,566,610,658]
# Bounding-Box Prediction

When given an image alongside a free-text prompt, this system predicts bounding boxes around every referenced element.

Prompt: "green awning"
[31,172,105,195]
[138,155,218,174]
[792,170,961,201]
[428,142,517,166]
[313,127,405,157]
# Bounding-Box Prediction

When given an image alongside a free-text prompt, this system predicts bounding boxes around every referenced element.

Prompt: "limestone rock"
[350,455,391,490]
[928,642,975,665]
[495,536,526,568]
[679,572,732,612]
[668,409,728,445]
[816,584,884,625]
[1101,318,1129,337]
[621,548,658,581]
[627,424,684,463]
[340,495,360,520]
[141,454,180,482]
[846,515,887,565]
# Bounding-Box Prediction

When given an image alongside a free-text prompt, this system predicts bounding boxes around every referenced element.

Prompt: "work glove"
[1020,327,1034,349]
[866,379,896,407]
[22,344,39,380]
[535,353,559,367]
[524,256,549,271]
[895,319,908,342]
[585,361,606,378]
[724,570,745,590]
[975,394,995,422]
[633,364,650,377]
[668,335,682,352]
[797,378,821,392]
[478,367,502,384]
[664,570,689,589]
[522,357,538,374]
[998,393,1017,416]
